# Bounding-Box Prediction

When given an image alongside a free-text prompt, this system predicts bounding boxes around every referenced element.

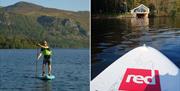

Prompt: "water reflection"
[42,81,52,91]
[92,17,180,79]
[131,18,149,27]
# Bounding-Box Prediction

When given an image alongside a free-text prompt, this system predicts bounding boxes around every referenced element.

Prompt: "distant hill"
[0,1,89,48]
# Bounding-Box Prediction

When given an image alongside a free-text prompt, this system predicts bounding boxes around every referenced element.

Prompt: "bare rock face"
[37,15,86,35]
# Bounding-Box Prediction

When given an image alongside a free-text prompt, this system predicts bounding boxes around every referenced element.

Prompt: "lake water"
[92,17,180,79]
[0,49,89,91]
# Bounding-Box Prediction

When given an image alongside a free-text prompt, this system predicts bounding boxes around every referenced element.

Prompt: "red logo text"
[119,68,161,91]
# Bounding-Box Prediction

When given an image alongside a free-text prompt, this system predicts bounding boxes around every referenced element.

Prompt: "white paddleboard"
[38,74,55,80]
[91,45,180,91]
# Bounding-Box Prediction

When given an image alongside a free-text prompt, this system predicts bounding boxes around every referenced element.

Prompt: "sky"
[0,0,90,11]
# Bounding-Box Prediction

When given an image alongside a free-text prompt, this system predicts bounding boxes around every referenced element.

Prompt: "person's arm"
[38,43,46,48]
[37,43,49,48]
[37,52,42,60]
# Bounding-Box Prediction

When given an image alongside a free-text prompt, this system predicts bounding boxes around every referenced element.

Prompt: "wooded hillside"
[92,0,180,17]
[0,1,89,48]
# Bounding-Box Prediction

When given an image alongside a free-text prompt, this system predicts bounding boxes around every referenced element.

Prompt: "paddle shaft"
[35,48,38,77]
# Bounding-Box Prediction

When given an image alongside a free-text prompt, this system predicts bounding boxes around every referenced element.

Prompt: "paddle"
[35,48,38,77]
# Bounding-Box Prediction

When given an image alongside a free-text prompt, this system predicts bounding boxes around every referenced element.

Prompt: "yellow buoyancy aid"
[42,48,52,56]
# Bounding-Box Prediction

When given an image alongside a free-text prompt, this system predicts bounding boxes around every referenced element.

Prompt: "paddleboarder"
[37,41,52,76]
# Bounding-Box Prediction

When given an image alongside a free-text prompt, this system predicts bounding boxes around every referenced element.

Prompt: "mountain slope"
[0,1,89,48]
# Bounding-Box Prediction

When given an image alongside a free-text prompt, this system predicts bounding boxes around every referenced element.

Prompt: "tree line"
[92,0,178,17]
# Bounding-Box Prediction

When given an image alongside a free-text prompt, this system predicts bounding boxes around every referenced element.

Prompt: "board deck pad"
[91,45,180,91]
[38,74,55,80]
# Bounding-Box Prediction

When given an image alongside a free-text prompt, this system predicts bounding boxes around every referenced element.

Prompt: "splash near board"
[91,45,180,91]
[38,74,55,80]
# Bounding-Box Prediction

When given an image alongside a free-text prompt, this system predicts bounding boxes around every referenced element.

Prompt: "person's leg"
[42,59,46,76]
[42,64,46,76]
[48,58,52,75]
[48,64,51,75]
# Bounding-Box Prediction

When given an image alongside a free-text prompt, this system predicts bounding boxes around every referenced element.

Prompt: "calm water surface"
[0,49,89,91]
[92,17,180,79]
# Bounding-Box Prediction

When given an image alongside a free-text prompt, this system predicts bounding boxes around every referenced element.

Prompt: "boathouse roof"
[131,4,149,14]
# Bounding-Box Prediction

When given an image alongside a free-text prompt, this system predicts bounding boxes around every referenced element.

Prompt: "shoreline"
[92,13,133,19]
[92,13,177,19]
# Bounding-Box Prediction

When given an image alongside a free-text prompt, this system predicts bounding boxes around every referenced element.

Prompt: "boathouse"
[131,4,149,18]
